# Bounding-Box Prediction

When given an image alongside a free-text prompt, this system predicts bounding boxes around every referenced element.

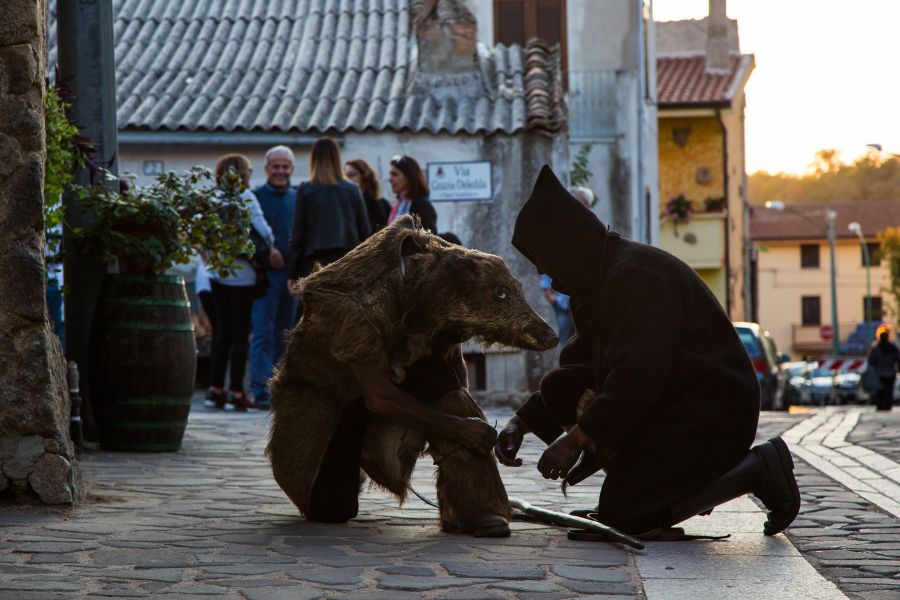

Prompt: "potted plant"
[74,168,254,452]
[664,194,694,236]
[704,196,726,213]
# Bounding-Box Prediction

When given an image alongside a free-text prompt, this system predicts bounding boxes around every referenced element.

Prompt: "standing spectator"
[867,330,900,411]
[539,186,593,346]
[387,155,437,232]
[249,146,298,409]
[207,154,275,412]
[541,274,574,345]
[345,158,390,235]
[287,138,371,316]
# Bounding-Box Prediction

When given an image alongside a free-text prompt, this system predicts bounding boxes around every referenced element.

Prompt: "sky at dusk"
[654,0,900,175]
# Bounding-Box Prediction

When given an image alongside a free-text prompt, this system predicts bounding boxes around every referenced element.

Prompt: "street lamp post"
[849,222,872,325]
[765,200,841,356]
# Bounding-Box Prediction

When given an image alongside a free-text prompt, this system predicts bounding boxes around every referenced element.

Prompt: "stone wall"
[0,0,80,504]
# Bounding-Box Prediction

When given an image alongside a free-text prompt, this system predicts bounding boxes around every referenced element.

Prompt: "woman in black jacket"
[345,158,390,235]
[286,138,371,309]
[386,155,437,233]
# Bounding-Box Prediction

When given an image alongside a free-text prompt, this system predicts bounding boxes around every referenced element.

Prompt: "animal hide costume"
[268,216,557,534]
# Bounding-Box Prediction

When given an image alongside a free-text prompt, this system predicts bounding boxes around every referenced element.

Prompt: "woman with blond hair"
[287,138,371,305]
[345,158,390,234]
[207,153,274,411]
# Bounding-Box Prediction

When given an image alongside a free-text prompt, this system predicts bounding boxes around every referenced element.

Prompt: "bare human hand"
[496,416,526,467]
[287,278,300,299]
[268,247,285,269]
[538,432,585,480]
[455,417,498,455]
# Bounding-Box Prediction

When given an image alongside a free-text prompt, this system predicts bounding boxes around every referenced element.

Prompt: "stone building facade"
[0,0,80,504]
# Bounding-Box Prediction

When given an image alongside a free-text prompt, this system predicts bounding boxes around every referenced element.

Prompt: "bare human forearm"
[351,356,496,454]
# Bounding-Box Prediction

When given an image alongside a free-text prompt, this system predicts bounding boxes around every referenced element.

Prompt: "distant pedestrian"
[345,158,390,235]
[387,155,437,233]
[287,138,371,318]
[540,274,574,345]
[538,186,593,346]
[249,146,298,409]
[207,154,275,412]
[867,330,899,411]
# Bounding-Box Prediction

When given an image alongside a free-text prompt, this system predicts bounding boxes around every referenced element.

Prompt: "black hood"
[512,165,609,298]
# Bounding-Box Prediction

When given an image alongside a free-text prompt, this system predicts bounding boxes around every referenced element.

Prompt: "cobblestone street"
[1,402,899,599]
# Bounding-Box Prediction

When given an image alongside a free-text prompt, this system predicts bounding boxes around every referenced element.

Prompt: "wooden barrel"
[90,274,197,451]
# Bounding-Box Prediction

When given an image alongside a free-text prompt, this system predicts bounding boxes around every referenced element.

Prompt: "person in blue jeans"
[250,146,298,409]
[540,273,573,345]
[538,186,594,346]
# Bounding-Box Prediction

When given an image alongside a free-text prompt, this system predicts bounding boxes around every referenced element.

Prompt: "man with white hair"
[250,145,298,409]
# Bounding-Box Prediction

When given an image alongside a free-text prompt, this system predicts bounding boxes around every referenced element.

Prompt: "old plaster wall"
[0,0,80,504]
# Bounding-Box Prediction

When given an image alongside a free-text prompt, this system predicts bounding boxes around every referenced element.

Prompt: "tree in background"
[877,227,900,324]
[749,149,900,205]
[569,145,596,208]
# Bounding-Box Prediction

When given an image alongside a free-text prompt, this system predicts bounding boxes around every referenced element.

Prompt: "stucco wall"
[658,115,724,207]
[756,239,890,357]
[467,0,635,69]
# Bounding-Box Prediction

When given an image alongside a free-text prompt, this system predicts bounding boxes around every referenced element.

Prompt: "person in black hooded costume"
[496,166,801,537]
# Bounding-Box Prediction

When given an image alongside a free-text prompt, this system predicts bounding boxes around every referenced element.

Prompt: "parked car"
[781,361,812,407]
[806,365,837,406]
[735,322,787,410]
[834,366,866,405]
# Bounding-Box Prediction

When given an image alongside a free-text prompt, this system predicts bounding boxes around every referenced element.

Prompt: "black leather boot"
[667,437,801,536]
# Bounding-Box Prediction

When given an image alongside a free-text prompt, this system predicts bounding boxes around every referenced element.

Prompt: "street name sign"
[426,161,492,202]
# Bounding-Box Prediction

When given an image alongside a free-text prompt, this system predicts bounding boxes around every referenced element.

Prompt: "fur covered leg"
[429,389,511,536]
[360,415,427,501]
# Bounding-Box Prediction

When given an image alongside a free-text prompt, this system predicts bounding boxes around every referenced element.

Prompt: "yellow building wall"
[658,108,749,320]
[658,116,724,210]
[756,238,890,358]
[697,267,727,308]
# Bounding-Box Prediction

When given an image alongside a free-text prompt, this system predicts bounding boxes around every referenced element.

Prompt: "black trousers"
[875,376,896,411]
[539,365,757,534]
[210,281,256,391]
[308,402,369,522]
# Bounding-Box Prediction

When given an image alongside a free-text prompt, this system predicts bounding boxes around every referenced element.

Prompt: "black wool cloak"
[512,166,760,533]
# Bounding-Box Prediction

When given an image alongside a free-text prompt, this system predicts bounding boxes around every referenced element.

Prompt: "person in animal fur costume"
[267,215,558,537]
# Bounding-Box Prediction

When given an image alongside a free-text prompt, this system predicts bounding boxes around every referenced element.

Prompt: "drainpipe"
[716,107,731,315]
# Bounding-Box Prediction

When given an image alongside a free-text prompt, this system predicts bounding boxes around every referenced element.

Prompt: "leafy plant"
[44,85,82,258]
[570,145,593,187]
[664,194,694,224]
[76,167,254,276]
[876,227,900,324]
[704,196,725,212]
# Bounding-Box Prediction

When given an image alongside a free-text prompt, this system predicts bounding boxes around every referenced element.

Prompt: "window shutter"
[497,1,526,46]
[535,0,562,44]
[802,296,821,326]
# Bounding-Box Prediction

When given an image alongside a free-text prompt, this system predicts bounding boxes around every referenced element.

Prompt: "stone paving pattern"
[758,411,900,600]
[2,402,900,599]
[0,402,643,599]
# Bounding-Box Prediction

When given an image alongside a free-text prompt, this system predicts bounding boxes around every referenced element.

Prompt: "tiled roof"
[47,0,564,136]
[656,54,752,107]
[750,202,900,241]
